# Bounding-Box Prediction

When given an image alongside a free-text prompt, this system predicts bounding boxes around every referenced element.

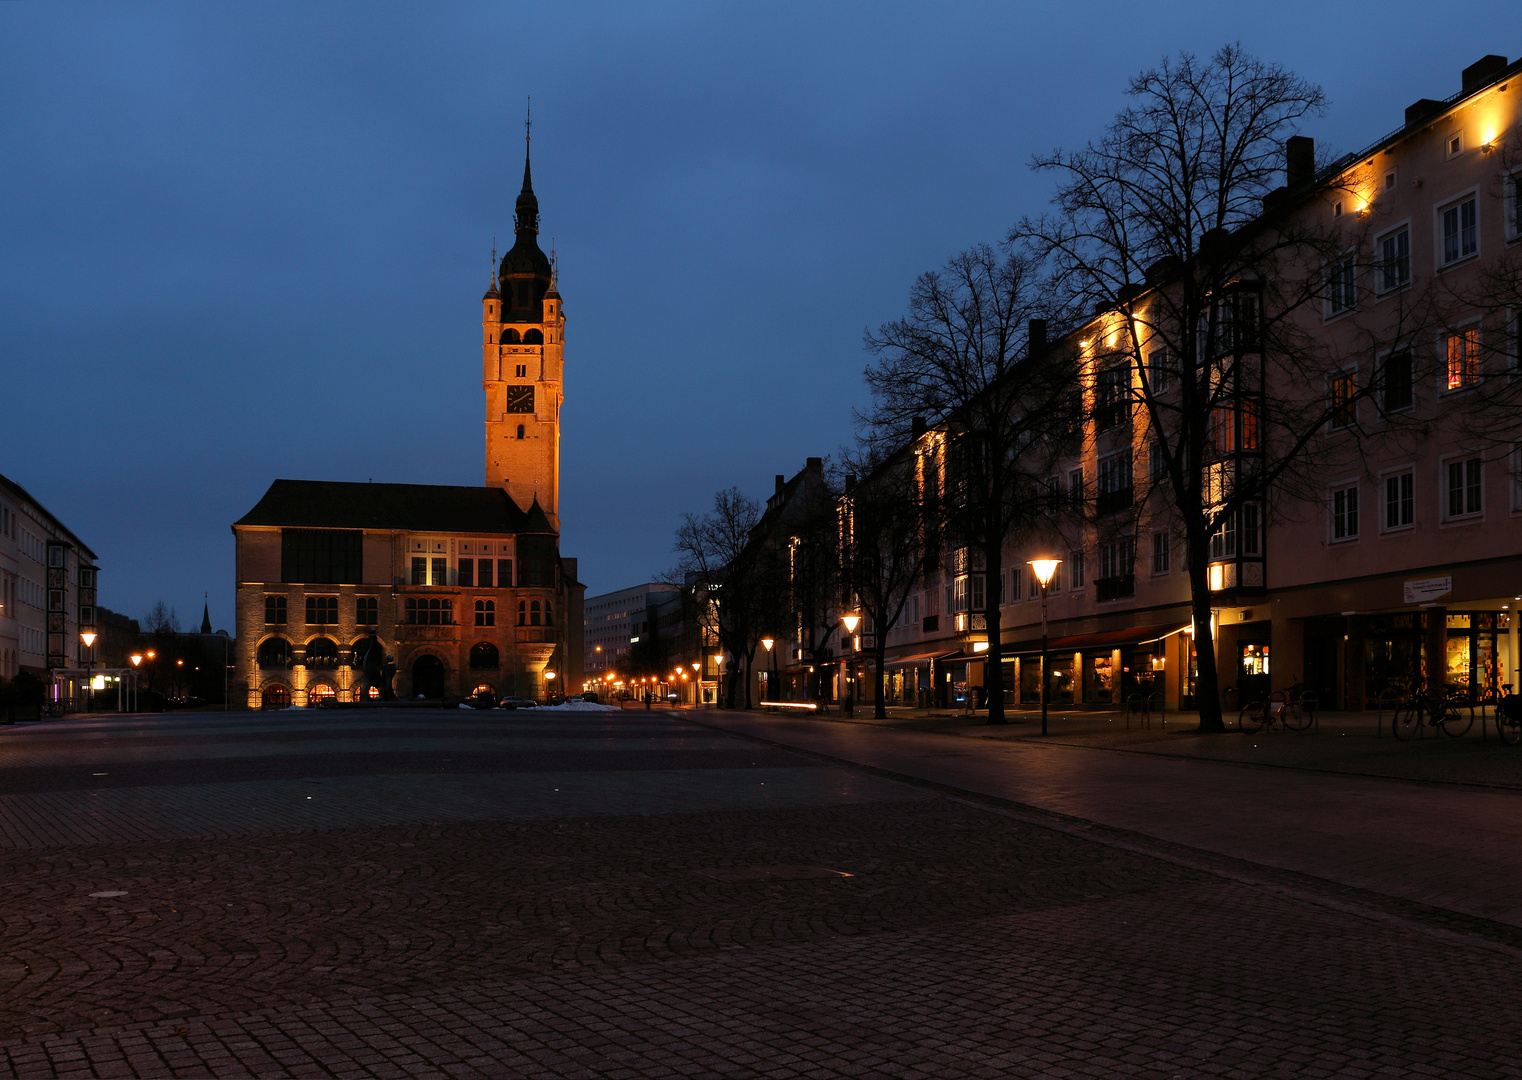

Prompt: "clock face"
[504,385,535,413]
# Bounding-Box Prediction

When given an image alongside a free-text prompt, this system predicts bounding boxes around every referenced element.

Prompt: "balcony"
[1095,574,1135,602]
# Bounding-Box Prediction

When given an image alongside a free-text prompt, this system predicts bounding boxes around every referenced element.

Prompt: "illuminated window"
[1445,327,1481,389]
[305,637,340,668]
[309,684,336,704]
[1329,372,1356,430]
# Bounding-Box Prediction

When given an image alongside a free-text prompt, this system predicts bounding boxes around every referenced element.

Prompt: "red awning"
[885,648,965,666]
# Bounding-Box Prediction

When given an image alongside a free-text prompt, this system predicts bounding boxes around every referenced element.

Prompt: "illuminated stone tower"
[483,135,563,529]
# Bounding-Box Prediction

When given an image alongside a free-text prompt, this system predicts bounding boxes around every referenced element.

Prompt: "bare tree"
[862,244,1079,724]
[1012,44,1432,731]
[673,487,761,708]
[838,446,930,719]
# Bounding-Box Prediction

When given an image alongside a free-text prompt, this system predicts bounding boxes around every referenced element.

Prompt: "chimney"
[1462,55,1508,93]
[910,415,927,438]
[775,474,785,495]
[1285,136,1315,188]
[1027,318,1047,360]
[805,457,823,472]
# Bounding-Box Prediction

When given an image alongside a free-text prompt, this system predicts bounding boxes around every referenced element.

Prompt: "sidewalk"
[684,706,1522,930]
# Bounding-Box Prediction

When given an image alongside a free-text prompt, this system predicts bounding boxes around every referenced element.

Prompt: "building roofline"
[0,471,97,560]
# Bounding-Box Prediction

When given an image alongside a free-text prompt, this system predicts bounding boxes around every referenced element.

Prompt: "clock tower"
[483,138,564,529]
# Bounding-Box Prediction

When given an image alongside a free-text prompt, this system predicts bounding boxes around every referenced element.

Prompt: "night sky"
[0,2,1509,629]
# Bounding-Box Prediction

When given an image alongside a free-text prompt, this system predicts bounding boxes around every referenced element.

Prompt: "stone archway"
[411,655,447,700]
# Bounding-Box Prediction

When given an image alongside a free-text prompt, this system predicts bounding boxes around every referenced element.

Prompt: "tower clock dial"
[503,385,535,413]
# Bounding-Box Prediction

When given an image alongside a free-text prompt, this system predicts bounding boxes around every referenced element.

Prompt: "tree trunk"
[874,629,889,719]
[983,543,1006,724]
[1186,547,1226,733]
[742,647,754,709]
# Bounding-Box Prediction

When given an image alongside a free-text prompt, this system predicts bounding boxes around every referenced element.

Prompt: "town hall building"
[231,146,583,708]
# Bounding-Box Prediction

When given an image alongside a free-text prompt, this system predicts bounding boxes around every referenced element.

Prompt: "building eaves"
[0,471,98,561]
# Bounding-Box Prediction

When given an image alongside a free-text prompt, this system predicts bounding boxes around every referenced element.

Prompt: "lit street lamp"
[761,637,776,704]
[1029,558,1061,736]
[80,631,97,713]
[840,614,861,716]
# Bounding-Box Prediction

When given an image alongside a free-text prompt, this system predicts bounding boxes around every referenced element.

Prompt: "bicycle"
[1238,685,1316,734]
[1495,682,1522,746]
[1391,680,1473,740]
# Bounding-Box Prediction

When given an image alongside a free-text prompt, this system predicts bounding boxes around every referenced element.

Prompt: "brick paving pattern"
[1,709,1520,1077]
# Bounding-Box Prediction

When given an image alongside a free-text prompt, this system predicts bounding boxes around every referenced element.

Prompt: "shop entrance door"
[1238,642,1271,703]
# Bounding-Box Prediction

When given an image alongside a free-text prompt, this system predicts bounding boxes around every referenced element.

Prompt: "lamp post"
[761,637,774,703]
[129,654,143,713]
[713,653,724,709]
[692,662,702,706]
[840,614,861,717]
[1028,559,1061,736]
[80,631,97,713]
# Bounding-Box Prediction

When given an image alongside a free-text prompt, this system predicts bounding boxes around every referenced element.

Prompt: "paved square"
[1,708,1519,1078]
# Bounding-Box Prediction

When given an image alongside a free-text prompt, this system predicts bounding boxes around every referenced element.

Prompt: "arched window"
[474,599,495,626]
[305,637,339,669]
[516,424,525,440]
[469,641,500,670]
[257,637,293,670]
[544,601,553,627]
[309,684,336,704]
[517,600,526,626]
[503,328,521,344]
[260,684,290,710]
[530,600,542,626]
[522,328,544,345]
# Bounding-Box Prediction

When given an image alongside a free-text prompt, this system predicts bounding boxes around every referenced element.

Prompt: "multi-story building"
[231,144,583,707]
[583,583,679,678]
[801,53,1522,716]
[0,472,99,691]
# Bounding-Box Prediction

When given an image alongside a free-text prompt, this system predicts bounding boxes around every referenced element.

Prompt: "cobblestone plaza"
[1,708,1520,1078]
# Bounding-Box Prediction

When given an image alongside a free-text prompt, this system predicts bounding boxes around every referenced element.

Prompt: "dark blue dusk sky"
[0,2,1510,628]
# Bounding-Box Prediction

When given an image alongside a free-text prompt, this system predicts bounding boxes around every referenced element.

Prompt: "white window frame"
[1324,251,1357,318]
[1435,188,1480,270]
[1511,445,1522,514]
[1507,172,1522,243]
[1380,467,1416,533]
[1069,550,1084,591]
[1374,221,1411,296]
[1384,168,1397,193]
[1447,131,1463,159]
[1327,365,1358,431]
[1440,322,1483,393]
[1442,454,1484,522]
[1150,531,1170,576]
[1009,565,1023,604]
[1329,482,1360,543]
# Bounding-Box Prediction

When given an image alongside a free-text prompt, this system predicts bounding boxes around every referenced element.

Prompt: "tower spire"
[514,97,540,235]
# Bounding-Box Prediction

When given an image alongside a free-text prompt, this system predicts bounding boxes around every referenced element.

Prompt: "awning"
[1000,622,1188,657]
[885,648,965,667]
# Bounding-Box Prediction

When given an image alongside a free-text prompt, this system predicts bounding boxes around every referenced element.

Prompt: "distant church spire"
[488,237,499,294]
[200,595,212,635]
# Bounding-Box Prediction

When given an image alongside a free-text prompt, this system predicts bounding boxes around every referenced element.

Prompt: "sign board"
[1403,575,1452,604]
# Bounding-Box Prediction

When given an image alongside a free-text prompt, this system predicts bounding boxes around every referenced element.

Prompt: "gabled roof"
[233,480,540,536]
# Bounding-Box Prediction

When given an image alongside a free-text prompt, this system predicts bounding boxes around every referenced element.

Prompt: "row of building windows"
[265,595,379,626]
[1327,454,1509,541]
[255,635,503,670]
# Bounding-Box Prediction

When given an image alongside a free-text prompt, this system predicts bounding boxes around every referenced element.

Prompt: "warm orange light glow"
[80,631,97,648]
[545,671,556,680]
[1029,559,1060,588]
[972,641,989,653]
[146,651,156,660]
[841,614,861,635]
[129,654,143,667]
[761,637,774,651]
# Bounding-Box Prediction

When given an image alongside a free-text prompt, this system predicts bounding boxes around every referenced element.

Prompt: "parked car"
[468,689,497,710]
[581,692,599,703]
[498,696,538,709]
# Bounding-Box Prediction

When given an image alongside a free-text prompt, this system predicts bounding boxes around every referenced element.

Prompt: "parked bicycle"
[1237,683,1317,734]
[1391,679,1473,740]
[1495,682,1522,746]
